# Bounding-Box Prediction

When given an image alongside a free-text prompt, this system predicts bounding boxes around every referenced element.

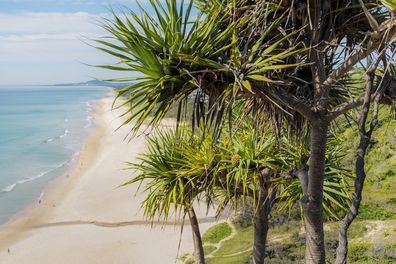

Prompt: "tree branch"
[327,95,365,121]
[264,89,317,122]
[327,46,390,121]
[324,20,396,88]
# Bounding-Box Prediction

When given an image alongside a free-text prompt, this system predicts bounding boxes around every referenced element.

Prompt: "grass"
[324,222,339,240]
[358,203,396,220]
[347,243,396,263]
[212,224,253,257]
[341,112,396,215]
[180,253,193,264]
[206,250,251,264]
[203,245,217,255]
[381,226,396,243]
[180,107,396,263]
[348,242,373,262]
[181,218,396,264]
[202,222,233,244]
[348,221,369,239]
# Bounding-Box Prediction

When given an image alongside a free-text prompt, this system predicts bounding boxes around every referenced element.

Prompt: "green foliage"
[199,215,396,263]
[203,223,232,244]
[126,128,218,221]
[97,0,306,135]
[185,259,194,264]
[206,250,252,264]
[214,124,311,208]
[387,198,396,205]
[211,224,253,257]
[179,253,190,263]
[348,242,373,262]
[381,0,396,12]
[336,106,396,223]
[232,198,255,228]
[358,203,396,220]
[265,242,306,263]
[278,134,353,220]
[345,243,396,263]
[98,1,396,262]
[97,0,233,130]
[129,118,353,223]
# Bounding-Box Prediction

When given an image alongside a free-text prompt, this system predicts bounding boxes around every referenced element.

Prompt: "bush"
[345,243,396,263]
[358,203,396,220]
[348,242,372,262]
[387,198,396,205]
[265,242,304,263]
[232,198,255,228]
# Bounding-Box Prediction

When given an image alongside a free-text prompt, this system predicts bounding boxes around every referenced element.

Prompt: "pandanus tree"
[126,129,218,264]
[129,118,352,264]
[97,0,396,263]
[215,123,352,263]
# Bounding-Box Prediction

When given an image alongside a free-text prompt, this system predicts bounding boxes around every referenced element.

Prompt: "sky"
[0,0,152,85]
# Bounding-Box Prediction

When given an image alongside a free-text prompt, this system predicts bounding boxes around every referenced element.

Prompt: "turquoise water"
[0,86,107,224]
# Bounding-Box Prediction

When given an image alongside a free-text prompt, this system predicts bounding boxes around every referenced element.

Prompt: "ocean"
[0,85,107,224]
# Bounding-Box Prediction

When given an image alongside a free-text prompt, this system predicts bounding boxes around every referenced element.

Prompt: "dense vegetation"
[183,110,396,263]
[96,0,396,263]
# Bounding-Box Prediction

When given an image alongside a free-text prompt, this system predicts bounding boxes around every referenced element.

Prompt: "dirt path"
[352,220,396,244]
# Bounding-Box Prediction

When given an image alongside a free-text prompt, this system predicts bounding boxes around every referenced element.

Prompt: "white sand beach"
[0,92,219,264]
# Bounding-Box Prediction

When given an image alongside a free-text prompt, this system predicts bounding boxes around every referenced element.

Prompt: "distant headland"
[52,80,132,89]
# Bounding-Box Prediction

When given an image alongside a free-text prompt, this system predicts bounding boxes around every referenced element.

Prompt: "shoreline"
[0,91,219,263]
[0,91,110,249]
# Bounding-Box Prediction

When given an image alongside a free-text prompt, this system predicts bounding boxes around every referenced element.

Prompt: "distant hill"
[53,80,132,89]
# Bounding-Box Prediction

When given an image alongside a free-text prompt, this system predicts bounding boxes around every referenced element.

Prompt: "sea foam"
[2,161,69,193]
[0,85,106,224]
[44,129,69,143]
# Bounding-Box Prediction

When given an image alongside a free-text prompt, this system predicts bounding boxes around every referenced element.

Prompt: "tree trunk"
[253,198,270,264]
[187,206,205,264]
[303,123,328,264]
[335,72,377,264]
[335,135,370,264]
[253,169,274,264]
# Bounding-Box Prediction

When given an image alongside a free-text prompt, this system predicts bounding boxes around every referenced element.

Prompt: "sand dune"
[0,92,219,264]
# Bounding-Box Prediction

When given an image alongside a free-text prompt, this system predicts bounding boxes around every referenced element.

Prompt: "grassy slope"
[182,107,395,263]
[340,108,396,219]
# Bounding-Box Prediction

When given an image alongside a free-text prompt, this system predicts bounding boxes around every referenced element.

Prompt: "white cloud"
[0,32,101,41]
[0,12,122,85]
[0,12,104,34]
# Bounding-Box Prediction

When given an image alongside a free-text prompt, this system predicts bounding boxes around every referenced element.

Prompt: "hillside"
[52,80,132,89]
[181,107,396,264]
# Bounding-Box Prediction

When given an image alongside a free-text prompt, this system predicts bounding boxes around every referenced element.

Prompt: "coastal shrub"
[203,222,232,244]
[265,241,305,263]
[180,253,192,263]
[232,198,254,228]
[387,198,396,205]
[358,203,396,220]
[348,242,372,262]
[345,243,396,263]
[385,170,395,178]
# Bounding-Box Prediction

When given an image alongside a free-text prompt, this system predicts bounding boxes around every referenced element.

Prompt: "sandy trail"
[0,92,219,264]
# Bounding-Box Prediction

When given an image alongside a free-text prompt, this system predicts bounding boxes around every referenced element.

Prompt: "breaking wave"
[2,161,69,193]
[44,129,69,143]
